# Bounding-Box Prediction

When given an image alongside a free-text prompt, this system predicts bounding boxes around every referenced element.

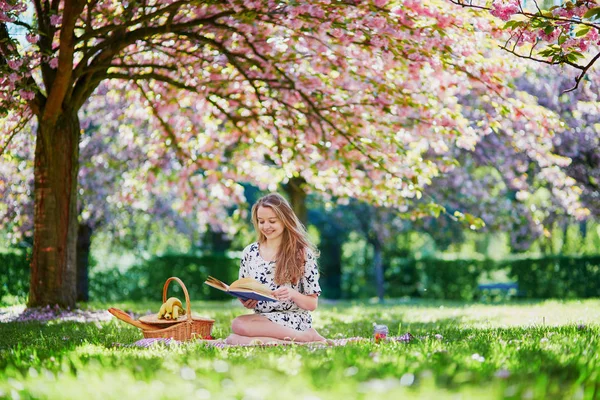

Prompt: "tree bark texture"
[371,240,385,302]
[29,111,80,307]
[318,227,344,299]
[76,223,93,302]
[285,177,308,227]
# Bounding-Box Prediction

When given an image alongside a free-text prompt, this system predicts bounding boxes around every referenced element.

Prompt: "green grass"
[1,299,599,399]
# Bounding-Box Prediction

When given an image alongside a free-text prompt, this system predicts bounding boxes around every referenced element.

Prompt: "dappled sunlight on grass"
[314,299,600,332]
[1,299,599,399]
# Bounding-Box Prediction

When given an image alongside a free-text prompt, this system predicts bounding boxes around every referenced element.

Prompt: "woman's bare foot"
[226,334,289,345]
[298,328,326,343]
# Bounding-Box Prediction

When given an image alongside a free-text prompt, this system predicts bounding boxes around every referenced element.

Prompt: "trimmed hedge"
[3,250,600,302]
[0,250,30,302]
[384,256,600,300]
[385,258,494,301]
[89,253,240,302]
[503,256,600,299]
[419,258,494,301]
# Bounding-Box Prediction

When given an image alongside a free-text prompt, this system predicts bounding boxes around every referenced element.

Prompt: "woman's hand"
[239,298,258,309]
[273,287,299,302]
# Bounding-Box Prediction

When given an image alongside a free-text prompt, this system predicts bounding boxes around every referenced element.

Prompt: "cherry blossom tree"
[1,0,582,307]
[1,82,248,301]
[449,0,600,91]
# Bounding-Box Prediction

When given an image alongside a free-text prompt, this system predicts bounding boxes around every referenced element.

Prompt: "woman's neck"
[262,237,282,252]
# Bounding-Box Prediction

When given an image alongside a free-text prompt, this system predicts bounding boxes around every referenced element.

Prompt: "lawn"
[1,299,599,399]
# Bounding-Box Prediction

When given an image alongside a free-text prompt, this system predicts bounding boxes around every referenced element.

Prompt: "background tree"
[1,82,247,301]
[1,0,584,307]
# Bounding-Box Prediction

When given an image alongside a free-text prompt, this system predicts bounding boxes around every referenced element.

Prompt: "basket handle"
[162,276,192,323]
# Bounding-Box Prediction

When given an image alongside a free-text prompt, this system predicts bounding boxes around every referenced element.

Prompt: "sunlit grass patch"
[1,299,599,399]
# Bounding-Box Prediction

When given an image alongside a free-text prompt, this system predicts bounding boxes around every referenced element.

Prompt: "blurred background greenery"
[3,188,600,306]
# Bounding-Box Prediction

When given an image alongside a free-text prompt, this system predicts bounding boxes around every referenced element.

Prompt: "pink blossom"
[0,13,14,23]
[553,7,576,19]
[8,73,20,82]
[587,28,599,43]
[374,0,388,7]
[370,35,385,48]
[331,28,344,38]
[50,14,62,26]
[243,0,260,9]
[308,5,324,18]
[26,33,39,44]
[7,58,23,70]
[49,57,59,69]
[490,0,520,21]
[288,18,303,30]
[539,27,560,42]
[366,16,387,29]
[19,90,35,100]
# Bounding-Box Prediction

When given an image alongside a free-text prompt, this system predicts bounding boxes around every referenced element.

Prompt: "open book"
[204,276,277,302]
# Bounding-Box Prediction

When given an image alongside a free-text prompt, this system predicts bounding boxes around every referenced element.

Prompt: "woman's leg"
[231,314,325,342]
[225,334,290,345]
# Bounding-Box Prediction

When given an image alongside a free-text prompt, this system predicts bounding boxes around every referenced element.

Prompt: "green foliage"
[341,233,377,299]
[89,253,240,303]
[4,246,600,304]
[385,258,493,301]
[0,250,29,304]
[420,258,492,301]
[1,300,599,399]
[89,254,600,302]
[385,256,600,300]
[384,257,420,297]
[503,256,600,299]
[583,7,600,20]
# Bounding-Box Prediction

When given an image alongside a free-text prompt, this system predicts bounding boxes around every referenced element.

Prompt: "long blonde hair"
[251,193,318,285]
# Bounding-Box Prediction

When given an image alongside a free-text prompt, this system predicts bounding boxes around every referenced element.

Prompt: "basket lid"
[139,313,215,325]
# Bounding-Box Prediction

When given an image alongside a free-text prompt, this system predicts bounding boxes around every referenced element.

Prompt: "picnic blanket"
[118,333,415,348]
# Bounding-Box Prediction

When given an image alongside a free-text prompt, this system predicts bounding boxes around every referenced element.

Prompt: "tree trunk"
[76,223,93,302]
[285,177,308,226]
[579,220,588,253]
[372,240,385,302]
[29,111,80,308]
[205,228,232,255]
[561,222,569,254]
[319,230,343,299]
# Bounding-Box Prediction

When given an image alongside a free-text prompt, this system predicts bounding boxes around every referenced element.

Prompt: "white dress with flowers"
[239,242,321,332]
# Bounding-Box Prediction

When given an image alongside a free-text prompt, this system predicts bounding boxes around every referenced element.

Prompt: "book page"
[230,277,273,296]
[205,276,229,291]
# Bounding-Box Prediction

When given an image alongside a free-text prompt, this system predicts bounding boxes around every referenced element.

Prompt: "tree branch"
[0,23,43,115]
[498,43,584,69]
[565,51,600,93]
[448,0,600,88]
[0,113,33,157]
[76,1,189,43]
[70,11,235,110]
[133,81,191,162]
[449,0,600,30]
[102,72,197,91]
[42,0,86,123]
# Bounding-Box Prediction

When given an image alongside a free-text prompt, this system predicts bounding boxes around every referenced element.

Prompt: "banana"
[172,305,181,320]
[157,302,169,319]
[157,297,185,320]
[164,297,183,315]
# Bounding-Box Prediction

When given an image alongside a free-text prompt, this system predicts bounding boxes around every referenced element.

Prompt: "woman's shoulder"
[303,246,319,261]
[243,242,259,255]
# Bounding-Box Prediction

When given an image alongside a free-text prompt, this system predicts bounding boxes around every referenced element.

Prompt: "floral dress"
[239,242,321,332]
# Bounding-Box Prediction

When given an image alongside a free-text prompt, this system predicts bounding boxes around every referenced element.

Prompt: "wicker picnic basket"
[141,277,214,341]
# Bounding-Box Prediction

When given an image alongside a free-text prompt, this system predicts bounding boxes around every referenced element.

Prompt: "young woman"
[226,193,326,345]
